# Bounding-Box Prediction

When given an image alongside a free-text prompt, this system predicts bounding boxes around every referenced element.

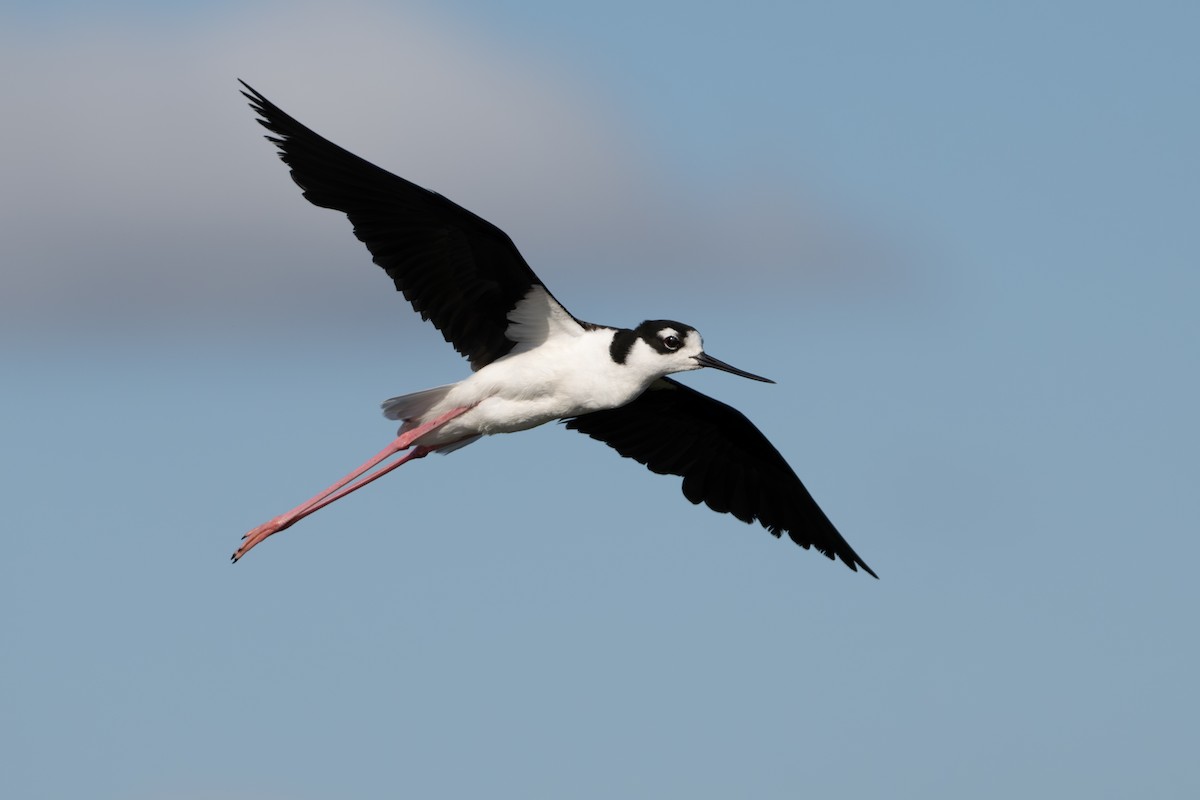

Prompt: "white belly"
[412,329,652,446]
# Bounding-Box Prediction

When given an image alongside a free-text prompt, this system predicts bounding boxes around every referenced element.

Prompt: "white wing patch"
[505,285,587,352]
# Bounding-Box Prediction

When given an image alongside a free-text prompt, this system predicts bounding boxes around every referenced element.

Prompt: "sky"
[2,1,1198,798]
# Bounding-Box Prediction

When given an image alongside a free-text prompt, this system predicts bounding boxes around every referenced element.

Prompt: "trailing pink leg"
[232,406,472,562]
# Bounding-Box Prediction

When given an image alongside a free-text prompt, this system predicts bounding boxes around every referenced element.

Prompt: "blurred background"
[2,2,1197,798]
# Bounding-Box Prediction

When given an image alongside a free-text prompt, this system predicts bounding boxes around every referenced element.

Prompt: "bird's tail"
[381,383,458,422]
[381,383,480,455]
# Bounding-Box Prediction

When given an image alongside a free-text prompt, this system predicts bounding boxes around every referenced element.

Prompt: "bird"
[232,80,876,578]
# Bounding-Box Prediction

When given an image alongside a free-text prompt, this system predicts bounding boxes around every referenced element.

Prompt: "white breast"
[420,328,653,442]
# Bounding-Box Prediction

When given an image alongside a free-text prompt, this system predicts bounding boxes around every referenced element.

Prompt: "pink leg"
[232,406,472,562]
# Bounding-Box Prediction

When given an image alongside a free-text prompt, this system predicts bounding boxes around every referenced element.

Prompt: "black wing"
[241,81,578,370]
[566,378,877,577]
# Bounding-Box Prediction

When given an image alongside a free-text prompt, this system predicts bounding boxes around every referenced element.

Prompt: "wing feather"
[566,378,877,576]
[241,81,583,369]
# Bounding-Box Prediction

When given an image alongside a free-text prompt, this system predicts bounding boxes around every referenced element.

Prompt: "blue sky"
[3,2,1198,798]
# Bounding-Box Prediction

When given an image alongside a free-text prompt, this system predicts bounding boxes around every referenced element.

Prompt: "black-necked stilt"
[232,81,876,578]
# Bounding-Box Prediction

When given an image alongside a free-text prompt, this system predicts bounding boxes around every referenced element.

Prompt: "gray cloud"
[0,4,902,334]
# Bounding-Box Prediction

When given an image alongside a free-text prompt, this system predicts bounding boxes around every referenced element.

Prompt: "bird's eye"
[663,335,682,351]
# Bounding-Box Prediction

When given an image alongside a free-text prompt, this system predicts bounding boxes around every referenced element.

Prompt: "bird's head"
[615,320,775,384]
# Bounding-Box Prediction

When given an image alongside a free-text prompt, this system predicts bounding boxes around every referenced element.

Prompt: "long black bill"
[694,353,775,383]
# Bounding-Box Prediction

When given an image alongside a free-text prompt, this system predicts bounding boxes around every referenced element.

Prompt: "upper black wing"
[241,81,576,370]
[565,378,877,577]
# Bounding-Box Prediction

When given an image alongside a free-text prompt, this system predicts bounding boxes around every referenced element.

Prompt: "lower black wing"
[565,378,877,577]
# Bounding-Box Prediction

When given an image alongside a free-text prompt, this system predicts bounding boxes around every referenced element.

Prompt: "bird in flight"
[233,81,876,578]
